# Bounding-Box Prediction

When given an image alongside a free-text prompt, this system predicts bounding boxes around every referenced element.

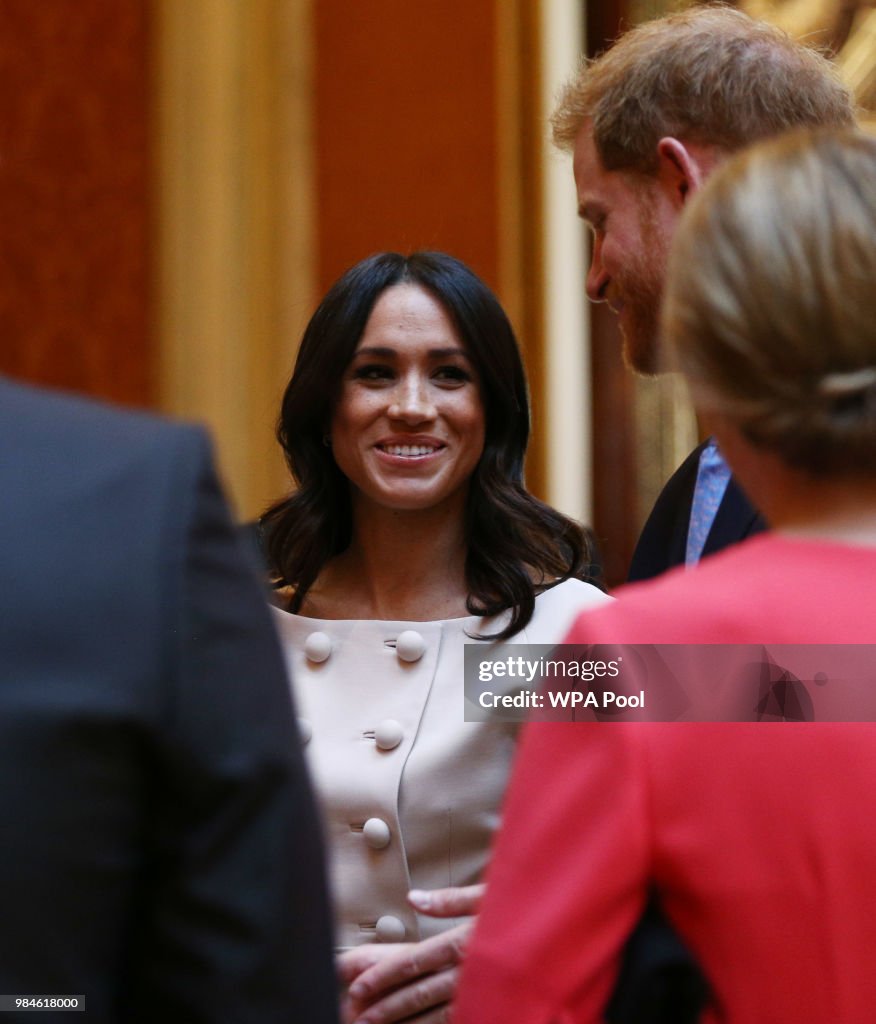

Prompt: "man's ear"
[656,137,709,208]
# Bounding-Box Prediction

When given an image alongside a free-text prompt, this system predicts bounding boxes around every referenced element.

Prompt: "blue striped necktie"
[685,440,731,567]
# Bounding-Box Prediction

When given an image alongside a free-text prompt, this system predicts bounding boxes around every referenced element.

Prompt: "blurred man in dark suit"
[0,376,338,1024]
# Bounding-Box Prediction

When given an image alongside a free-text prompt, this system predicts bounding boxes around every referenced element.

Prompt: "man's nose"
[585,238,609,303]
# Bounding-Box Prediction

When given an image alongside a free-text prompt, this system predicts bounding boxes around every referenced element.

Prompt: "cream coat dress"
[272,577,611,949]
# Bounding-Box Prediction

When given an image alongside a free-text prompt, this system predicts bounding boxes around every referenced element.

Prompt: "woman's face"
[330,283,486,515]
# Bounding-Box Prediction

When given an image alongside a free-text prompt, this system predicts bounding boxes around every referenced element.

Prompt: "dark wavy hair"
[262,251,596,640]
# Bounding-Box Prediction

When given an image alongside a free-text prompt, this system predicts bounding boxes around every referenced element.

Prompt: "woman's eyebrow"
[352,346,471,359]
[350,346,395,358]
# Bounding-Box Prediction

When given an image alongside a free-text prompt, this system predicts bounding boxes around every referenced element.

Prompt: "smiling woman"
[263,251,602,635]
[260,251,611,1024]
[330,283,485,519]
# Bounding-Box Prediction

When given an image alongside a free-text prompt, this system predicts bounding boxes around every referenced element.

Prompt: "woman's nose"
[387,375,436,422]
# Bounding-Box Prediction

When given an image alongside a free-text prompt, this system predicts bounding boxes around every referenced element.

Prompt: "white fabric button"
[375,719,404,750]
[396,630,426,663]
[304,631,332,663]
[376,915,406,942]
[363,817,391,849]
[298,718,312,744]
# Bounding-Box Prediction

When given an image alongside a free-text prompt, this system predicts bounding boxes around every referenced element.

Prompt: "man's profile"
[551,6,854,580]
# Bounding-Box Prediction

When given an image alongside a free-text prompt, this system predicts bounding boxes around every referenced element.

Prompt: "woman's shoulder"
[539,576,613,610]
[514,577,613,645]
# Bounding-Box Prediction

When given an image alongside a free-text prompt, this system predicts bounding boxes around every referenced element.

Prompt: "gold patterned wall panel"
[743,0,876,116]
[0,0,152,405]
[155,0,543,517]
[155,0,315,519]
[312,1,501,292]
[312,0,546,494]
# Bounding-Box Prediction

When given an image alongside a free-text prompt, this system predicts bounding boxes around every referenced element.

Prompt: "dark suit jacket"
[627,440,767,583]
[0,379,338,1024]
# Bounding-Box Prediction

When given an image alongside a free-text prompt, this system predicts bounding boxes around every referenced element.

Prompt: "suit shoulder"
[647,441,708,510]
[0,378,209,473]
[627,442,707,582]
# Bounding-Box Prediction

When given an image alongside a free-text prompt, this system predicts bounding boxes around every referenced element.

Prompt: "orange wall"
[314,1,501,295]
[0,2,504,411]
[0,0,152,406]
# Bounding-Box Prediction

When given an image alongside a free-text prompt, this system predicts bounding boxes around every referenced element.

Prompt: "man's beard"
[616,261,663,376]
[615,200,669,377]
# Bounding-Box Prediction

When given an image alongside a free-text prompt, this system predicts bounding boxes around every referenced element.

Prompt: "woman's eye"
[434,365,471,384]
[352,364,393,382]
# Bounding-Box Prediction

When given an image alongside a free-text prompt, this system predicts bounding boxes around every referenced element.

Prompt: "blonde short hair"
[551,5,854,173]
[664,128,876,477]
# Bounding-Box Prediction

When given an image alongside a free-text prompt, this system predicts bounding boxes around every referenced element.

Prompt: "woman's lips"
[374,439,447,460]
[378,443,441,457]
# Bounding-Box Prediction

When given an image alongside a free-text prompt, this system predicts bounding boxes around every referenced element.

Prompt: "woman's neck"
[771,480,876,546]
[300,497,472,621]
[713,421,876,545]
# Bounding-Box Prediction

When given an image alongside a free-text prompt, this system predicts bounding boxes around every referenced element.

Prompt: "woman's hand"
[338,884,485,1024]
